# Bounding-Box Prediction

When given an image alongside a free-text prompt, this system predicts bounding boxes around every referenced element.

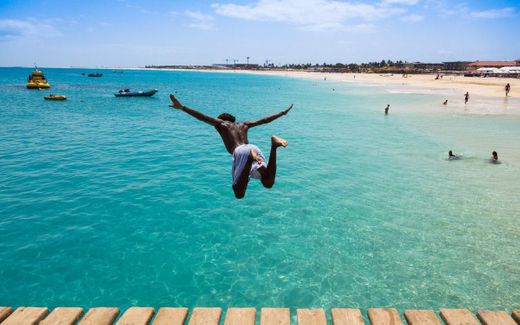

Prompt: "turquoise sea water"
[0,68,519,312]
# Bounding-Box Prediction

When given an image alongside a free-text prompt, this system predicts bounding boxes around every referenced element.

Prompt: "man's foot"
[271,135,288,148]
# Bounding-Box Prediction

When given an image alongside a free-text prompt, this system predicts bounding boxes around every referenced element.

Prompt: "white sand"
[170,69,519,114]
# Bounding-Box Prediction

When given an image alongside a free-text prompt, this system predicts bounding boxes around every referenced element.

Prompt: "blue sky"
[0,0,519,67]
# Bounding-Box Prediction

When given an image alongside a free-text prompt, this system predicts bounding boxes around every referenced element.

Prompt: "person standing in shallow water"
[385,104,390,115]
[505,83,511,96]
[169,94,292,199]
[491,151,498,162]
[464,92,469,104]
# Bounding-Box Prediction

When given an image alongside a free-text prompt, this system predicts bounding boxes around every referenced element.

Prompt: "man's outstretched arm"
[169,93,222,126]
[244,104,293,128]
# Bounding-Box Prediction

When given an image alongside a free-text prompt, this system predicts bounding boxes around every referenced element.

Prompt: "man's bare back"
[169,93,292,154]
[215,121,250,154]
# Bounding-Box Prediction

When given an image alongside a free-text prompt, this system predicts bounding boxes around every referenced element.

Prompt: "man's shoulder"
[217,121,246,128]
[223,121,247,126]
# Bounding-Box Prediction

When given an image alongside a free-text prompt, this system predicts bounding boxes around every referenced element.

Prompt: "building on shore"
[467,60,520,69]
[412,62,444,72]
[442,59,520,72]
[442,61,472,71]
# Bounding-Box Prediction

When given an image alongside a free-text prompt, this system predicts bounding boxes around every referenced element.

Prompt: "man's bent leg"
[232,153,254,199]
[260,135,288,189]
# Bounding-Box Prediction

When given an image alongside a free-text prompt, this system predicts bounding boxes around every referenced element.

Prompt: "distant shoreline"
[163,68,520,98]
[4,65,519,114]
[137,66,519,99]
[164,68,520,115]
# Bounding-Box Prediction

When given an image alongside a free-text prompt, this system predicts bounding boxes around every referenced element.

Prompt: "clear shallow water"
[0,68,519,311]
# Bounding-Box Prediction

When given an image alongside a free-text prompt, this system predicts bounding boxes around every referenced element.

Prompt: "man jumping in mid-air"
[169,94,292,199]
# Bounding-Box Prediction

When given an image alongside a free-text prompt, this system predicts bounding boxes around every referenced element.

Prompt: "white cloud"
[212,0,406,31]
[0,18,62,41]
[402,14,423,22]
[382,0,418,5]
[185,10,216,30]
[470,7,515,19]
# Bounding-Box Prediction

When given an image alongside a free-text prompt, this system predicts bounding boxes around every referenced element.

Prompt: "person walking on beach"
[169,94,292,199]
[505,83,511,96]
[385,104,390,115]
[464,92,469,104]
[443,100,448,105]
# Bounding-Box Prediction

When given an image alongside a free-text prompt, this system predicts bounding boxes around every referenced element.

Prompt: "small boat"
[114,89,158,97]
[87,73,103,77]
[44,94,67,100]
[27,67,50,89]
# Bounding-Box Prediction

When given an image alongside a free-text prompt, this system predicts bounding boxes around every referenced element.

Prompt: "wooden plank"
[512,310,520,324]
[153,307,189,325]
[260,308,290,325]
[440,309,479,325]
[0,307,14,323]
[331,308,364,325]
[404,310,441,325]
[79,307,120,325]
[367,308,402,325]
[187,307,221,325]
[297,309,326,325]
[40,307,84,325]
[117,307,155,325]
[477,310,517,325]
[2,307,49,325]
[224,308,256,325]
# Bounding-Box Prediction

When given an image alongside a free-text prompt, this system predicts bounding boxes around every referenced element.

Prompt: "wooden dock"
[0,306,519,324]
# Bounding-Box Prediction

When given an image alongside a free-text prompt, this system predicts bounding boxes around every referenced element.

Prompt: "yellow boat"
[27,68,51,89]
[44,94,67,100]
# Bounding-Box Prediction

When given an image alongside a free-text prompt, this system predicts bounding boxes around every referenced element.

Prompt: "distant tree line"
[280,60,426,73]
[146,59,448,73]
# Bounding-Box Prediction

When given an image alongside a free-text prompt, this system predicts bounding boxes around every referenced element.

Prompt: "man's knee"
[233,186,246,199]
[262,180,274,188]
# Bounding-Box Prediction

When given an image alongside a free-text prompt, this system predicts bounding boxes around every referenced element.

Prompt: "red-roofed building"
[467,60,520,68]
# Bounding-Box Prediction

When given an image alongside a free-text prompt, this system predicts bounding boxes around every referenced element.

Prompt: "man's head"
[218,113,236,122]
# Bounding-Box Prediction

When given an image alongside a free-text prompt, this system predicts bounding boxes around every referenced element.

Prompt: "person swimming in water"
[491,151,498,162]
[169,93,292,199]
[448,150,458,159]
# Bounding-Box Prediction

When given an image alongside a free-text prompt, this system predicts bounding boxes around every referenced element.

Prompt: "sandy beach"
[171,69,519,115]
[218,70,520,97]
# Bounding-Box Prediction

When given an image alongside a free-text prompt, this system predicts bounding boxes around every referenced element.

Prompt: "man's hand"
[169,93,183,109]
[251,148,264,164]
[283,104,293,115]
